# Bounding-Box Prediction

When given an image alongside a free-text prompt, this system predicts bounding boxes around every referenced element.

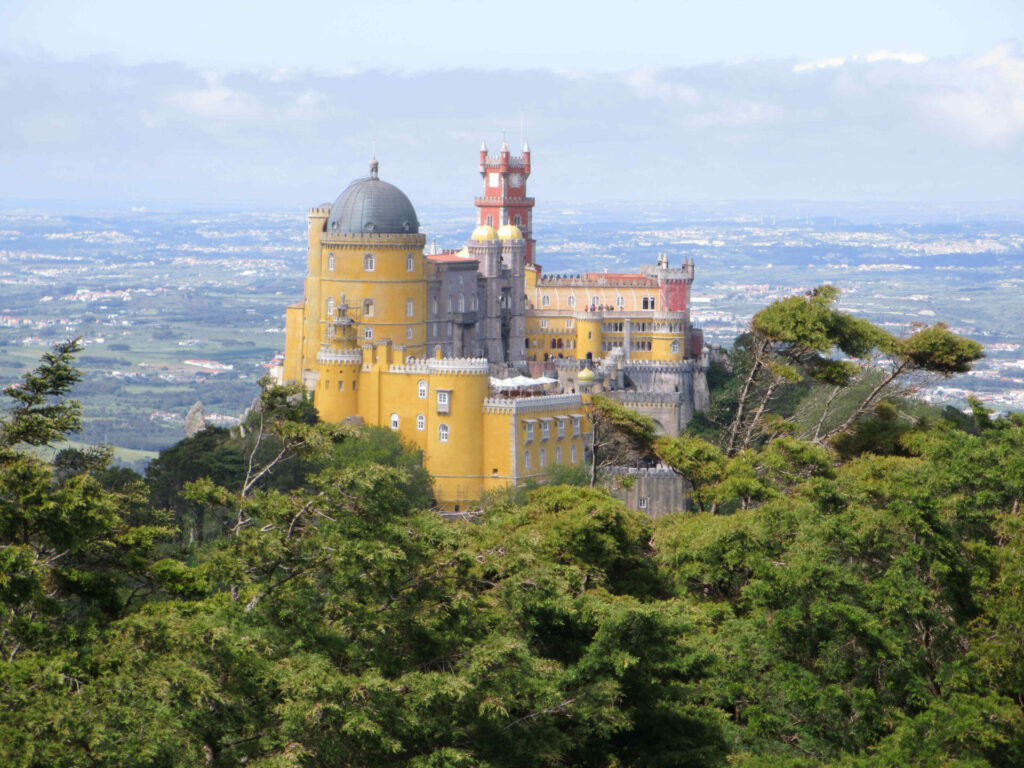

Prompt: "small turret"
[479,141,488,174]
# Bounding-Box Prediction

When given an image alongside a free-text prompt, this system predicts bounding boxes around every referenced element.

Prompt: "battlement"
[321,231,427,246]
[537,273,658,288]
[481,155,529,167]
[388,357,491,376]
[482,393,583,415]
[318,348,363,365]
[605,464,678,478]
[308,206,331,217]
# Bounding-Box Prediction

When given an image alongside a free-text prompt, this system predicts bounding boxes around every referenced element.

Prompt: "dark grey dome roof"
[327,161,419,235]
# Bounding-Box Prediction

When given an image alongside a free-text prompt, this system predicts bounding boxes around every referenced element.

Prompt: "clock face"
[509,173,523,188]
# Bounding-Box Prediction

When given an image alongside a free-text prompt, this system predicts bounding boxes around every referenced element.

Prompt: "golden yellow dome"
[497,223,523,241]
[457,246,470,258]
[578,367,595,382]
[470,224,498,241]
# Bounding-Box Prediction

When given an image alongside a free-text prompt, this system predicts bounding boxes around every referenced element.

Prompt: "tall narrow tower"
[476,139,536,264]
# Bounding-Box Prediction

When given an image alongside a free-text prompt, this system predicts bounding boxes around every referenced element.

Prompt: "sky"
[2,0,1024,209]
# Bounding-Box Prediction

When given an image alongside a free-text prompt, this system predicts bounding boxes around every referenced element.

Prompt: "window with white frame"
[417,380,427,398]
[671,339,680,354]
[363,298,374,317]
[555,446,562,464]
[436,390,449,414]
[616,295,625,308]
[327,253,335,271]
[432,297,438,316]
[591,296,600,307]
[406,299,414,317]
[416,414,425,430]
[406,326,413,340]
[458,293,465,312]
[570,443,577,464]
[567,295,576,307]
[539,448,546,468]
[406,254,414,272]
[540,421,550,440]
[524,422,534,442]
[572,417,581,436]
[390,413,400,430]
[638,497,649,510]
[363,253,375,271]
[541,295,550,307]
[540,319,548,329]
[557,419,566,438]
[326,297,335,318]
[438,423,449,442]
[364,327,373,340]
[523,449,531,470]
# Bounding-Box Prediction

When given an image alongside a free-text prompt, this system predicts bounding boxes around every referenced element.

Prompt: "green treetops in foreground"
[1,326,1022,767]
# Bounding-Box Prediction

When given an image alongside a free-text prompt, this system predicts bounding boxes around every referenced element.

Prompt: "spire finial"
[501,129,509,152]
[369,157,379,179]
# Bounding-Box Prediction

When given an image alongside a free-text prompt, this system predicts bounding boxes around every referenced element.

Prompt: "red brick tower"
[476,138,536,264]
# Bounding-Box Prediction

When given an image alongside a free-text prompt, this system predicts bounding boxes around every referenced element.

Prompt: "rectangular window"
[352,381,357,392]
[557,420,565,438]
[523,449,531,470]
[436,391,450,415]
[638,497,649,510]
[524,422,534,442]
[337,381,344,391]
[540,421,550,440]
[363,253,375,271]
[540,319,548,329]
[542,295,550,307]
[406,326,413,340]
[406,299,414,317]
[555,446,562,464]
[570,444,577,464]
[572,417,581,436]
[539,448,546,468]
[364,327,373,340]
[327,254,335,271]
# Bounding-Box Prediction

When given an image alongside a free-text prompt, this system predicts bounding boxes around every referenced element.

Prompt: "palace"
[278,141,709,512]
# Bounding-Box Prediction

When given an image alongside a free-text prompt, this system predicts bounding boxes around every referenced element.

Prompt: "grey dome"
[327,161,419,235]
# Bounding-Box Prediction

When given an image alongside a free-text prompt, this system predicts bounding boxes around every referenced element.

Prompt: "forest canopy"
[0,295,1020,767]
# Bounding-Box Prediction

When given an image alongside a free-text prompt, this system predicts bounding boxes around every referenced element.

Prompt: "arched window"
[555,446,562,464]
[541,295,550,307]
[567,295,576,307]
[326,297,335,317]
[416,414,425,430]
[438,424,449,442]
[406,254,414,272]
[523,449,531,470]
[390,413,400,430]
[327,254,335,271]
[539,448,546,468]
[363,298,374,317]
[671,340,680,354]
[417,380,427,398]
[513,214,522,226]
[363,253,375,272]
[406,298,414,317]
[570,444,577,464]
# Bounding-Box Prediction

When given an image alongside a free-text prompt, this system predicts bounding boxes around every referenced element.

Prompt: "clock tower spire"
[475,137,536,264]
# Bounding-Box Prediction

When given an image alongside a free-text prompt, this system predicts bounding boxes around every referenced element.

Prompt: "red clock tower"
[476,139,536,264]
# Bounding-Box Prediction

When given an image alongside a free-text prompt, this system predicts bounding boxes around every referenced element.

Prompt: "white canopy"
[489,375,558,389]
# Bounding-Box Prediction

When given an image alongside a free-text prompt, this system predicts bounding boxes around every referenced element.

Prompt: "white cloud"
[165,73,264,121]
[794,50,928,72]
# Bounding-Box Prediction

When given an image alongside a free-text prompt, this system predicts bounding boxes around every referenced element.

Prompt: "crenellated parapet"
[388,357,491,376]
[321,231,427,247]
[317,348,363,365]
[482,392,583,415]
